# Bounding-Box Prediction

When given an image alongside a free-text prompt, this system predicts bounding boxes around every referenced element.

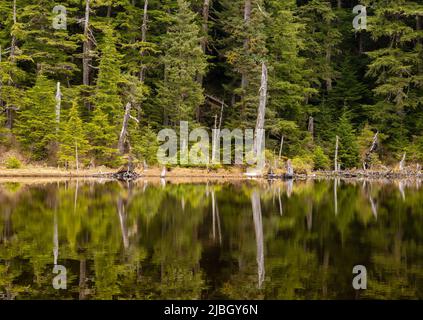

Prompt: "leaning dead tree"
[364,131,378,170]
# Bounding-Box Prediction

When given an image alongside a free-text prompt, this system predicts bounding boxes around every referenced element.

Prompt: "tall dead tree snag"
[82,0,92,110]
[115,103,140,180]
[308,116,314,140]
[140,0,149,82]
[118,102,139,155]
[242,0,252,91]
[278,135,284,160]
[364,131,378,170]
[334,135,339,173]
[254,63,267,151]
[10,0,17,63]
[83,0,91,86]
[252,62,267,173]
[5,0,17,129]
[55,82,61,134]
[399,152,406,171]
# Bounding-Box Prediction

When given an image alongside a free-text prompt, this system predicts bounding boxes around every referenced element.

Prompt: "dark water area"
[0,178,422,299]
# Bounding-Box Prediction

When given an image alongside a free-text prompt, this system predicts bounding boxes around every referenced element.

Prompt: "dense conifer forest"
[1,0,423,171]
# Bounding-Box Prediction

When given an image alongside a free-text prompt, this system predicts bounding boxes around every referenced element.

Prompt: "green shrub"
[313,146,330,170]
[5,156,22,169]
[292,155,314,174]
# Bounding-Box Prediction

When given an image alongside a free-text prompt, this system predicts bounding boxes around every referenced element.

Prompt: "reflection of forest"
[0,179,422,299]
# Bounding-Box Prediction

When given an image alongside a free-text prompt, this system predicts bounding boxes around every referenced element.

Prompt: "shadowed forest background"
[1,0,423,171]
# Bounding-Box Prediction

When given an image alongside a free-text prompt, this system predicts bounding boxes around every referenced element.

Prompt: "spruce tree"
[14,75,56,160]
[156,0,207,125]
[219,0,267,127]
[266,0,316,127]
[365,0,423,155]
[94,26,123,126]
[336,113,359,169]
[58,101,89,168]
[86,106,118,166]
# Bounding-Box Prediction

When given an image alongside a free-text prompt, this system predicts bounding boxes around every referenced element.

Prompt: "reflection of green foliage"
[2,182,22,194]
[0,179,422,299]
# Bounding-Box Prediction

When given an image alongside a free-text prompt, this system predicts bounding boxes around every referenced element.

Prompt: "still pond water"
[0,178,422,299]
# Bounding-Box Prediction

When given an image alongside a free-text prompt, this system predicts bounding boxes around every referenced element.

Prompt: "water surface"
[0,178,422,299]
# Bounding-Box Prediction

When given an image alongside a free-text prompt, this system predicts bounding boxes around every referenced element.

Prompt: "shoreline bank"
[0,166,422,180]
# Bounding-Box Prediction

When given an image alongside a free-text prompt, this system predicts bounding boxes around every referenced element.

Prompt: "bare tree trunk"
[308,116,314,140]
[337,0,342,9]
[364,131,378,170]
[334,135,339,172]
[140,0,148,82]
[195,0,211,121]
[399,152,406,171]
[0,46,3,111]
[83,0,91,110]
[325,4,332,91]
[75,141,79,171]
[241,0,252,92]
[118,102,132,155]
[6,0,17,129]
[253,63,267,166]
[278,135,284,160]
[325,46,332,91]
[286,159,293,177]
[118,102,139,156]
[55,82,61,134]
[201,0,210,54]
[10,0,17,63]
[211,114,218,163]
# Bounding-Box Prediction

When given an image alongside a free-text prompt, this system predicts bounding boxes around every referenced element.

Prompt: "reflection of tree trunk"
[322,249,330,298]
[53,212,58,265]
[306,201,312,231]
[278,187,283,216]
[2,207,12,242]
[334,135,339,172]
[251,191,264,289]
[117,197,129,249]
[74,180,79,213]
[286,179,293,197]
[334,178,338,215]
[211,190,222,244]
[79,259,87,300]
[369,195,377,219]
